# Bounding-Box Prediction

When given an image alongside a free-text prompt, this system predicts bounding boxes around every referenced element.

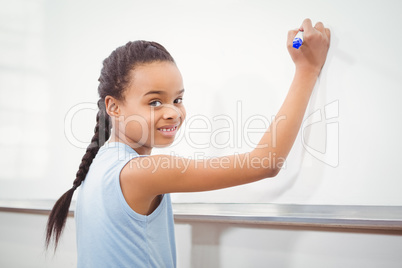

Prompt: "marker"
[292,30,304,49]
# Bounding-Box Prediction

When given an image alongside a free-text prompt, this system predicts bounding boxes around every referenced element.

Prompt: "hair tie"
[72,184,78,190]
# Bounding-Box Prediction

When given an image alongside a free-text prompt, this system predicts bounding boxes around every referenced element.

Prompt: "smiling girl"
[46,19,330,267]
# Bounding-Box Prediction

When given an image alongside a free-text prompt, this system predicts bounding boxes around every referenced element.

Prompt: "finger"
[287,29,299,47]
[288,29,299,39]
[314,22,325,33]
[325,28,331,40]
[300,18,313,33]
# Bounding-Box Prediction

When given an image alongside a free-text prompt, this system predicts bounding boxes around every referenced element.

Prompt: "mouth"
[157,124,179,136]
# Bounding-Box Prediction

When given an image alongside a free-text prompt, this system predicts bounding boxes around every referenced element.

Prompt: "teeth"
[160,126,176,132]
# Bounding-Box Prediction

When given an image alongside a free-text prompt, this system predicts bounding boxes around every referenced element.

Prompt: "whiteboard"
[1,0,401,206]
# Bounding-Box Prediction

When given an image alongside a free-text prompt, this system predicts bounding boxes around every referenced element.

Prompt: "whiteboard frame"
[1,200,401,231]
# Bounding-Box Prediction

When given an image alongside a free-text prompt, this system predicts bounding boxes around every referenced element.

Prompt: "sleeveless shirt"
[75,142,176,267]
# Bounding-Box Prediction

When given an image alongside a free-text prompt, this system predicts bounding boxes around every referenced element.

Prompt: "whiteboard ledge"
[173,203,402,231]
[0,200,401,231]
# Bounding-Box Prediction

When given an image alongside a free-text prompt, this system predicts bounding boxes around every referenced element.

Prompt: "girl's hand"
[287,18,331,76]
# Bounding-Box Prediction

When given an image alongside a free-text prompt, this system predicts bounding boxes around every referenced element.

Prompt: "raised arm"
[253,19,331,165]
[121,19,330,199]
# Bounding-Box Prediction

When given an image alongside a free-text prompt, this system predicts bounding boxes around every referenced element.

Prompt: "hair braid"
[46,99,110,250]
[73,100,110,188]
[46,40,175,251]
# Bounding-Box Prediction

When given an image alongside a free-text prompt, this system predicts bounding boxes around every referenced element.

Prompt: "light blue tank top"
[75,142,176,268]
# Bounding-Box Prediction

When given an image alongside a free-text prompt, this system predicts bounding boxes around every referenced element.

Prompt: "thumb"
[287,28,299,49]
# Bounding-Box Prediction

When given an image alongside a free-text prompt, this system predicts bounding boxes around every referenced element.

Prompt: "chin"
[153,140,175,148]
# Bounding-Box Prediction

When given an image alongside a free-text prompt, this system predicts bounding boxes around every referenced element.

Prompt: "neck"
[108,133,152,155]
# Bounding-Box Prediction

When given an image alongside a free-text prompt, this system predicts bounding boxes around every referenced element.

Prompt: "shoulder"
[120,154,185,196]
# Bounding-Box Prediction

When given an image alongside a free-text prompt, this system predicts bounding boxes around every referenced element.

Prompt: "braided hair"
[46,41,175,250]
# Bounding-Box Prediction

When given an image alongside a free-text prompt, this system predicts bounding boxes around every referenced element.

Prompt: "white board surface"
[0,0,401,206]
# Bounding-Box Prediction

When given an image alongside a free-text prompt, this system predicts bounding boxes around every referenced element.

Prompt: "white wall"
[0,212,76,268]
[1,212,401,268]
[1,0,402,204]
[175,221,402,268]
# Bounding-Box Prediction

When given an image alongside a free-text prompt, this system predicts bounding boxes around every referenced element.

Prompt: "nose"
[162,104,181,120]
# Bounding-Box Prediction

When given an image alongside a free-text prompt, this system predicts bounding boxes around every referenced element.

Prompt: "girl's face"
[114,61,186,155]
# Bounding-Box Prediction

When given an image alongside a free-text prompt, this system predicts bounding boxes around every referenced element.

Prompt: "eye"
[174,98,183,104]
[149,100,162,107]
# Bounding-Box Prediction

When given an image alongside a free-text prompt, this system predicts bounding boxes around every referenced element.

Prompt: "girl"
[46,18,330,267]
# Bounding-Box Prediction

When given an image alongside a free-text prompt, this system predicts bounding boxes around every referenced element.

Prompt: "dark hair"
[45,40,175,250]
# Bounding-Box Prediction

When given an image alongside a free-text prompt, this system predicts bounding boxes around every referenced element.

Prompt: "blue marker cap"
[292,31,304,49]
[293,37,303,49]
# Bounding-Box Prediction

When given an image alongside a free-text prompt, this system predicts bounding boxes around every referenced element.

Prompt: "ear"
[105,96,121,118]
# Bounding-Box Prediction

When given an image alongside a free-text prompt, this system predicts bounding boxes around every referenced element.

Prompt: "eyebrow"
[144,89,185,97]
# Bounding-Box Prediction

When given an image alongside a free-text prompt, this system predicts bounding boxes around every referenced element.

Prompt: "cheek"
[119,113,153,138]
[180,106,186,122]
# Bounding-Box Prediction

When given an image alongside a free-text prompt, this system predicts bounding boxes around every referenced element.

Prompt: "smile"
[157,125,179,136]
[159,126,178,132]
